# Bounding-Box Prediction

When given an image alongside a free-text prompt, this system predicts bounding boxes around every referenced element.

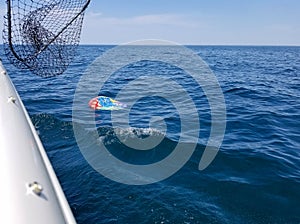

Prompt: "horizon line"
[78,43,300,47]
[0,43,299,47]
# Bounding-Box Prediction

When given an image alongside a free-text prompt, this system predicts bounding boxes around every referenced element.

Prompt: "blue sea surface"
[1,45,300,223]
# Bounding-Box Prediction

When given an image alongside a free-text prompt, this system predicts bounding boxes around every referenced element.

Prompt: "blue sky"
[1,0,300,45]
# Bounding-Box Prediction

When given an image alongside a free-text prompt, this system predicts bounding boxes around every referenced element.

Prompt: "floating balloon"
[88,96,127,110]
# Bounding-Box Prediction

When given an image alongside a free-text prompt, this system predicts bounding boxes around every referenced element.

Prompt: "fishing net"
[2,0,90,77]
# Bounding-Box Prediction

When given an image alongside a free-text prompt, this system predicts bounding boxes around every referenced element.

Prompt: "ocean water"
[1,45,300,223]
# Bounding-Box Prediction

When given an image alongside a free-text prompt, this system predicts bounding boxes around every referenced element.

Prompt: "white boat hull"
[0,60,76,223]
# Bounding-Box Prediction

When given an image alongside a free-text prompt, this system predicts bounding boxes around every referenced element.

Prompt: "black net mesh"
[2,0,90,77]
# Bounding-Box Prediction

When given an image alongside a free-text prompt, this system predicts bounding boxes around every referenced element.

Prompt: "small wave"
[98,126,164,140]
[224,86,250,94]
[283,68,295,73]
[224,86,265,98]
[95,126,167,150]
